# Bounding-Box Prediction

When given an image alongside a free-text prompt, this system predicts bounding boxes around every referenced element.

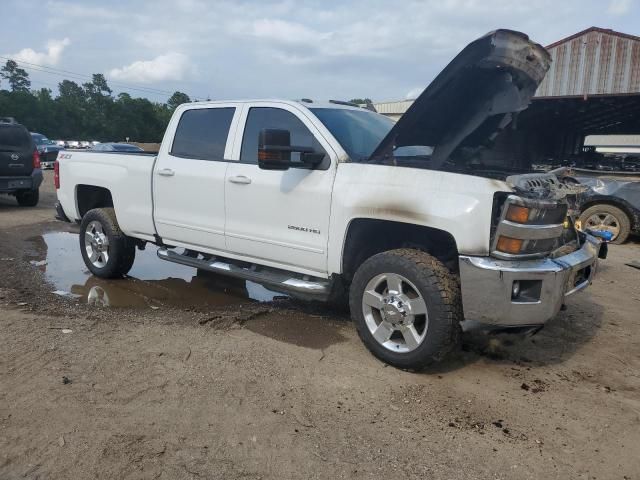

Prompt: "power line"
[23,66,169,100]
[27,78,65,90]
[0,55,206,99]
[0,58,174,100]
[0,55,175,96]
[26,69,167,100]
[5,78,171,102]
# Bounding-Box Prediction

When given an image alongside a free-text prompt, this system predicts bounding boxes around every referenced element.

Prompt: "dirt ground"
[1,173,639,480]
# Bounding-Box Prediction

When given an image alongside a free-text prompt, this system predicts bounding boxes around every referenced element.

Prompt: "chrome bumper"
[458,233,601,326]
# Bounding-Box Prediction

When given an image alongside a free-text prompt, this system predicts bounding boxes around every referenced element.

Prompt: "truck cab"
[55,30,603,369]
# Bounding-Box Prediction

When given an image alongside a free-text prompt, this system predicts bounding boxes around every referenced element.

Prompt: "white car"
[54,30,603,369]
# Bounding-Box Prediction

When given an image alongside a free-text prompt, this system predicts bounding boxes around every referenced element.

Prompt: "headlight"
[492,195,569,259]
[505,205,530,223]
[496,236,524,254]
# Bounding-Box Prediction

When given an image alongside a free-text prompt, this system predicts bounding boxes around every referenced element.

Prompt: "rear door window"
[0,126,32,152]
[170,108,235,161]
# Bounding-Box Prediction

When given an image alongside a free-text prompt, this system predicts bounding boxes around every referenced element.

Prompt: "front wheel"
[80,208,136,278]
[349,249,462,370]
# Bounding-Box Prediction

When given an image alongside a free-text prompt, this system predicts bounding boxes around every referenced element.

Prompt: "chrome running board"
[157,248,330,299]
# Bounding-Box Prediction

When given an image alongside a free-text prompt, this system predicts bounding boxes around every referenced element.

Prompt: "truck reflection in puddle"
[28,232,281,307]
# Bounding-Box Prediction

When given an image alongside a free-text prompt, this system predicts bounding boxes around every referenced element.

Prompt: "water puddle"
[27,231,282,308]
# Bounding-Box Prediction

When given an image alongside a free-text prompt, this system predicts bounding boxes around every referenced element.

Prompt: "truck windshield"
[310,108,394,161]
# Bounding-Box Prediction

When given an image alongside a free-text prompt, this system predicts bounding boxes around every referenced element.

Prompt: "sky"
[1,0,639,103]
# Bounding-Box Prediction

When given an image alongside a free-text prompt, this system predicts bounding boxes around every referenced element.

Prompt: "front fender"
[327,163,511,274]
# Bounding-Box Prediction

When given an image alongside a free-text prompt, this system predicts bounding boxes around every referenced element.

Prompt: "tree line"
[0,60,192,142]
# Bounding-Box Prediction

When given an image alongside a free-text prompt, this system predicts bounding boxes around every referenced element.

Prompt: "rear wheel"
[579,204,631,244]
[16,189,39,207]
[349,249,462,370]
[80,208,135,278]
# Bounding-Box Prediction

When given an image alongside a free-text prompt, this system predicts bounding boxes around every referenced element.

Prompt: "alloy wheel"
[361,273,429,353]
[84,220,110,268]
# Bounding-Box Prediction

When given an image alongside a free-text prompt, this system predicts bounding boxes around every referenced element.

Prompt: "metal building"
[525,27,640,143]
[536,27,640,98]
[371,100,414,121]
[371,27,640,165]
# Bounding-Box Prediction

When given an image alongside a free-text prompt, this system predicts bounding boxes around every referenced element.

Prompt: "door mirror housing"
[258,129,324,170]
[258,129,291,170]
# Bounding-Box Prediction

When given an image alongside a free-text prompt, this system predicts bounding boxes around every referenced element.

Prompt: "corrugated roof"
[536,27,640,97]
[545,27,640,50]
[374,28,640,114]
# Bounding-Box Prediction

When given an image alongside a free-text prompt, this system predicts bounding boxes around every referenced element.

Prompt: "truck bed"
[56,151,158,241]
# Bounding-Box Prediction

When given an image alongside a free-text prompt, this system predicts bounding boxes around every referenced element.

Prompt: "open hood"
[368,29,551,169]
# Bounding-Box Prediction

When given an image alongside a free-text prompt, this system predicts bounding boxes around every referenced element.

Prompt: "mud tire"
[349,249,462,370]
[80,208,136,278]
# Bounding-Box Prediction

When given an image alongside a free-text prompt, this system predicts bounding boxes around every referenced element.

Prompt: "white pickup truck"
[55,30,603,369]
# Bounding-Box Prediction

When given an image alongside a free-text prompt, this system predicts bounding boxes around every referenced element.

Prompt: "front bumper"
[458,233,602,326]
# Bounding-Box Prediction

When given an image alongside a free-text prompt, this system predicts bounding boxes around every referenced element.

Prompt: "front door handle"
[228,175,252,185]
[157,168,175,177]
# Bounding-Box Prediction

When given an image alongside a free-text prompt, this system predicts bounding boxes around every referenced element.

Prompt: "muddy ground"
[1,173,639,479]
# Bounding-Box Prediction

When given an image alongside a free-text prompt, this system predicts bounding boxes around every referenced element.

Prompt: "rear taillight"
[54,160,60,189]
[33,149,41,169]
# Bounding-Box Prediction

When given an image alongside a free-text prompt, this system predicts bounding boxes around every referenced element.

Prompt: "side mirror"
[300,152,325,166]
[258,129,292,170]
[258,129,324,170]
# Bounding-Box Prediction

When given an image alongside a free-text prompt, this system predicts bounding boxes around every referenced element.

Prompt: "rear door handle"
[228,175,252,185]
[157,168,175,177]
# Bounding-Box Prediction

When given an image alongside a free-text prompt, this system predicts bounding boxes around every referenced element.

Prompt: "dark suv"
[0,117,42,207]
